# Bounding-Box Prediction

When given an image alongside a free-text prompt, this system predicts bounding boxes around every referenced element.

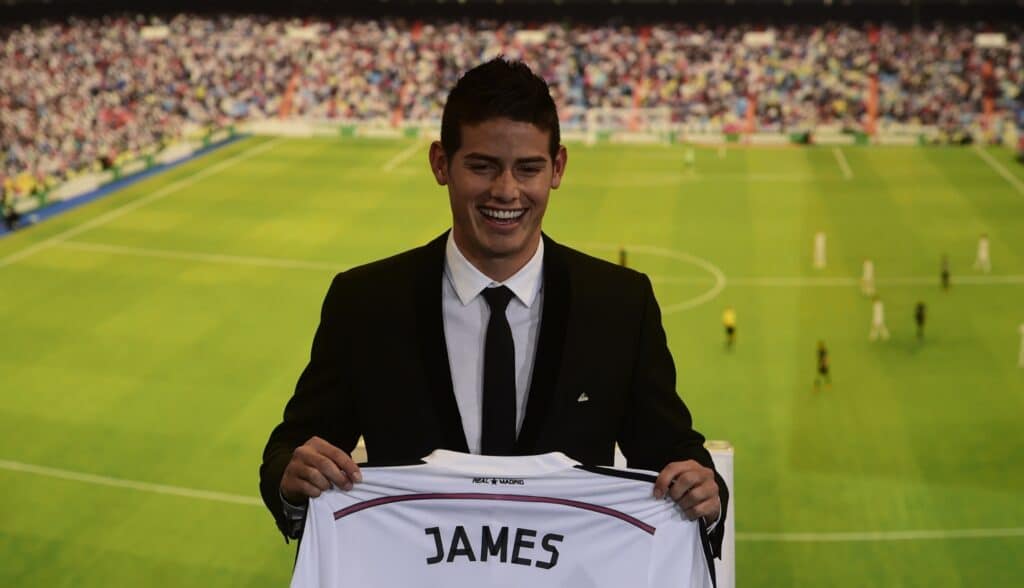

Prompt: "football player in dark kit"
[915,302,926,341]
[814,341,830,391]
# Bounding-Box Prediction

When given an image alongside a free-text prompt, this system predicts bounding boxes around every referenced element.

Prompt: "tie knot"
[481,285,515,312]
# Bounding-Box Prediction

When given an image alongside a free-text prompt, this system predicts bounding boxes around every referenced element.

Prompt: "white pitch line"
[651,274,1024,287]
[572,173,817,187]
[4,457,1021,543]
[382,140,425,172]
[58,241,348,272]
[650,275,717,285]
[833,147,854,180]
[0,459,261,507]
[0,137,286,270]
[973,146,1024,196]
[953,274,1024,284]
[727,275,1024,287]
[737,527,1024,543]
[730,276,856,287]
[580,242,727,313]
[50,240,1024,287]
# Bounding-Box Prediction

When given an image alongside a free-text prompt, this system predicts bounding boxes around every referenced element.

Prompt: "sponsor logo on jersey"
[472,477,526,486]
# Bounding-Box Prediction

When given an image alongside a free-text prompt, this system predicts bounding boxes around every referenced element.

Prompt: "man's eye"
[518,167,541,175]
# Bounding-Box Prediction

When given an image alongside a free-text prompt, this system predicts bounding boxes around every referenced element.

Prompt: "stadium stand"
[2,15,1022,205]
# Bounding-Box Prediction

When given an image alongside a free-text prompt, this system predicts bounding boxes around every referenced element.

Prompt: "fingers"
[301,464,332,493]
[653,460,721,522]
[653,460,698,499]
[280,436,363,503]
[310,437,363,484]
[309,452,353,491]
[680,485,721,522]
[281,462,325,504]
[666,468,705,502]
[289,479,324,501]
[682,492,721,523]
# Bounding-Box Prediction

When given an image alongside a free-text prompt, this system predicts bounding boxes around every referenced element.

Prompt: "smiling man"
[431,116,563,283]
[260,58,728,560]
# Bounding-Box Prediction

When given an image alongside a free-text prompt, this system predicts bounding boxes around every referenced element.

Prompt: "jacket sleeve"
[259,274,362,538]
[617,273,729,558]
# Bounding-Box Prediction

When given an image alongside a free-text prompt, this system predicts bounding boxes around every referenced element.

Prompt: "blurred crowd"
[2,15,1022,198]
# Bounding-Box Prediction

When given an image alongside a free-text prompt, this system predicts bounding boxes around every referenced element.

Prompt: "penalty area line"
[0,137,287,270]
[382,140,425,172]
[973,146,1024,196]
[833,147,854,180]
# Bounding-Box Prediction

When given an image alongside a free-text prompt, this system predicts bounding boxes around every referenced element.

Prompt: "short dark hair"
[440,58,561,162]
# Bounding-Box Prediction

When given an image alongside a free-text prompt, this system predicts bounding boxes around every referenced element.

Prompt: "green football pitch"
[1,135,1022,586]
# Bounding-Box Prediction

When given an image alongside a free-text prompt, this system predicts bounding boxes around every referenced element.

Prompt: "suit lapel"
[516,233,570,453]
[415,231,470,452]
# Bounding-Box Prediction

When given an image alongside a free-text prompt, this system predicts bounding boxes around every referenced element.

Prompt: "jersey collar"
[423,449,579,476]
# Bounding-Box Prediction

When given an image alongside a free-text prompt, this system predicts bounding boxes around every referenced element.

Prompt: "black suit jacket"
[260,232,728,555]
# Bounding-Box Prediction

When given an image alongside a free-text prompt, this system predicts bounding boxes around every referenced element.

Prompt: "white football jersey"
[291,450,715,588]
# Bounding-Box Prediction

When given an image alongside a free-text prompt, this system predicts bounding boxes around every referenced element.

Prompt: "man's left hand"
[653,460,721,525]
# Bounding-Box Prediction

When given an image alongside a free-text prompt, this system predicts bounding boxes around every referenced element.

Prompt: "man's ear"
[550,144,568,189]
[428,141,449,185]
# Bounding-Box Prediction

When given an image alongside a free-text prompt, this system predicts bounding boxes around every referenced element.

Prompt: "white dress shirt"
[443,232,544,454]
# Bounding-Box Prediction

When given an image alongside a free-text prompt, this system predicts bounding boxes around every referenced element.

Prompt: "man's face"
[429,118,567,277]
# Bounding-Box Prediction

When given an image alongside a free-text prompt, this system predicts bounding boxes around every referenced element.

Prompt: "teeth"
[481,208,525,220]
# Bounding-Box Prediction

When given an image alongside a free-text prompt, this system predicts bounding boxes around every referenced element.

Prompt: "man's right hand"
[280,436,363,505]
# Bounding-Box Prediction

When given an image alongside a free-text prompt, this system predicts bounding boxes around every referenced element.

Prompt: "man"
[2,192,20,232]
[974,233,991,273]
[1018,323,1024,368]
[869,296,890,342]
[814,341,830,391]
[722,306,736,350]
[915,302,926,341]
[813,231,826,269]
[684,146,696,172]
[260,59,727,558]
[941,254,951,291]
[860,258,875,296]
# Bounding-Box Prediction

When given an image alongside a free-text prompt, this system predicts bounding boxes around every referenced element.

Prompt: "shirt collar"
[444,231,544,308]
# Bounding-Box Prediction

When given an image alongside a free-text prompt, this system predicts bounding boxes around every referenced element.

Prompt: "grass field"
[1,135,1022,586]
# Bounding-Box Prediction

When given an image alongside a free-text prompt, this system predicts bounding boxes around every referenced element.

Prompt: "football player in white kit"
[974,233,991,273]
[813,231,827,269]
[869,296,890,342]
[860,258,876,296]
[1018,323,1024,368]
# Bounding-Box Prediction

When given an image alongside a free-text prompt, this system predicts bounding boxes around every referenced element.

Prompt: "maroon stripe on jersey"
[332,492,656,535]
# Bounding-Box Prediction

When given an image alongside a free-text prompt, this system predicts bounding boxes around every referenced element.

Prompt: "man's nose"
[490,169,519,200]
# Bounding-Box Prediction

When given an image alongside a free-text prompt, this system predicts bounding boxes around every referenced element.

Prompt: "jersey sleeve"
[290,496,339,588]
[647,518,714,588]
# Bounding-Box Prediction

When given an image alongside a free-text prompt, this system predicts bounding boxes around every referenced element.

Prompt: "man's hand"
[280,436,362,505]
[653,460,721,525]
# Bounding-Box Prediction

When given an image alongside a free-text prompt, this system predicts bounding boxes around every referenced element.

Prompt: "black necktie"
[480,286,516,455]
